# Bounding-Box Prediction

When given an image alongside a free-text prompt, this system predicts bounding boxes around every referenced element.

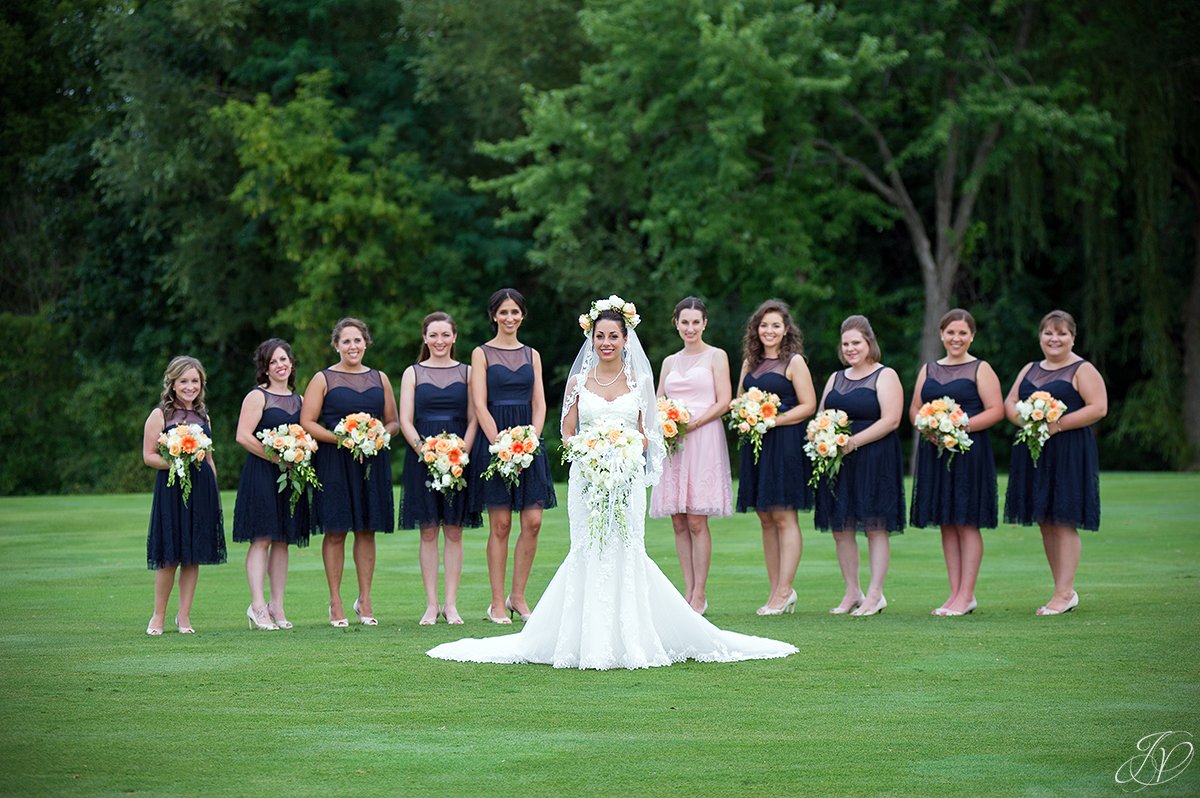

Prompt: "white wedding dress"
[427,387,798,669]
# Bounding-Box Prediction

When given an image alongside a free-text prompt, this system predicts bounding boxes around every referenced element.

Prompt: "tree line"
[1,0,1197,494]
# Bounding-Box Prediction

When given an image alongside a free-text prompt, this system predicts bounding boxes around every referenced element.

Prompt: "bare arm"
[300,371,337,444]
[235,389,274,461]
[1003,363,1035,427]
[730,359,750,409]
[143,408,169,470]
[847,367,903,451]
[397,366,420,452]
[470,347,499,443]
[776,354,816,427]
[379,371,400,437]
[463,365,479,450]
[531,348,548,437]
[560,376,580,442]
[969,361,1006,432]
[656,354,672,399]
[1057,362,1108,432]
[908,365,928,425]
[817,373,835,414]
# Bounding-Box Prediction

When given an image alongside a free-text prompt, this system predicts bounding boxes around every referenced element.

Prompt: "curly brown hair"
[158,355,209,422]
[253,338,296,391]
[742,299,804,371]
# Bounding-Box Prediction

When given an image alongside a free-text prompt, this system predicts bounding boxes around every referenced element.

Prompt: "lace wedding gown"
[427,387,798,669]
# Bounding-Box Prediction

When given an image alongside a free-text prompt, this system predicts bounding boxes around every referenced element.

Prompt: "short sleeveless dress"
[1004,360,1101,530]
[232,389,311,546]
[909,360,998,529]
[736,357,813,513]
[814,368,905,534]
[471,344,557,511]
[650,348,733,518]
[399,363,483,529]
[147,408,227,569]
[312,368,395,534]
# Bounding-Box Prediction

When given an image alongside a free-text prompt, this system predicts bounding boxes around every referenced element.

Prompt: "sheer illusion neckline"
[483,342,526,351]
[842,364,883,382]
[1037,357,1083,372]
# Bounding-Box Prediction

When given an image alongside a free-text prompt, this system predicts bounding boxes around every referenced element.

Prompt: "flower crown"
[578,295,641,334]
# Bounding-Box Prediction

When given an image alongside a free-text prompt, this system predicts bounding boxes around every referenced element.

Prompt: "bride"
[427,297,797,669]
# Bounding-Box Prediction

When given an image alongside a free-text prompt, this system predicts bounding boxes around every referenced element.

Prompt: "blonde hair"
[838,315,882,365]
[158,355,208,421]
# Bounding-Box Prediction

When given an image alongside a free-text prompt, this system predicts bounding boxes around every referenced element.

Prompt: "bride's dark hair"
[592,309,628,338]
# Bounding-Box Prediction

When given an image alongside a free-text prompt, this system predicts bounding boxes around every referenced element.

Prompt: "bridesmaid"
[650,297,733,614]
[909,310,1003,616]
[141,356,227,635]
[399,312,482,626]
[734,299,817,616]
[233,339,311,631]
[1003,310,1107,615]
[815,315,904,617]
[470,288,557,624]
[301,318,399,627]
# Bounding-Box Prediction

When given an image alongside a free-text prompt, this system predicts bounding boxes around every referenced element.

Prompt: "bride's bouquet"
[419,432,470,498]
[333,412,391,480]
[656,398,691,455]
[1014,390,1068,466]
[482,425,539,490]
[158,424,213,506]
[913,396,973,468]
[256,423,322,515]
[804,409,852,490]
[562,418,645,545]
[727,388,779,464]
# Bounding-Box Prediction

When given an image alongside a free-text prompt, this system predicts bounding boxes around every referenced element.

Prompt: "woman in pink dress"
[650,297,733,614]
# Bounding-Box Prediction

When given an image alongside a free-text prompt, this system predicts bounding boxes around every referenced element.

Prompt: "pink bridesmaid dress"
[650,348,733,518]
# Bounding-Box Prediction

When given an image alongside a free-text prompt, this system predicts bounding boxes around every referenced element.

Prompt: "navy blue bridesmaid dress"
[232,389,312,545]
[909,361,998,529]
[1004,360,1100,530]
[147,408,227,568]
[312,369,395,534]
[736,357,813,512]
[470,345,557,511]
[813,368,905,534]
[400,363,483,529]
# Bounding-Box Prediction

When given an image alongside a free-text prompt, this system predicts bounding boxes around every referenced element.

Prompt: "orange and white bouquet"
[419,432,470,497]
[157,424,213,506]
[726,388,780,464]
[804,409,852,489]
[914,396,973,467]
[256,423,321,515]
[482,425,539,490]
[656,397,692,455]
[333,412,391,480]
[1014,390,1068,466]
[562,418,645,544]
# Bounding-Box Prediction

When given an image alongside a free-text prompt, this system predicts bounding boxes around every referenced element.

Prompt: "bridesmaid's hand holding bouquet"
[1014,390,1067,466]
[804,409,852,490]
[914,396,973,468]
[482,425,539,490]
[334,412,391,480]
[656,398,691,455]
[256,423,322,515]
[157,424,213,506]
[419,432,469,498]
[727,388,779,464]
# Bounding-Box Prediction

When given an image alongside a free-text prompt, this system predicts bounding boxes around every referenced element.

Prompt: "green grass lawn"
[1,474,1198,797]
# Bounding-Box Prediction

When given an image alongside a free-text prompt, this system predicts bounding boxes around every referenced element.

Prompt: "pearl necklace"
[592,367,623,387]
